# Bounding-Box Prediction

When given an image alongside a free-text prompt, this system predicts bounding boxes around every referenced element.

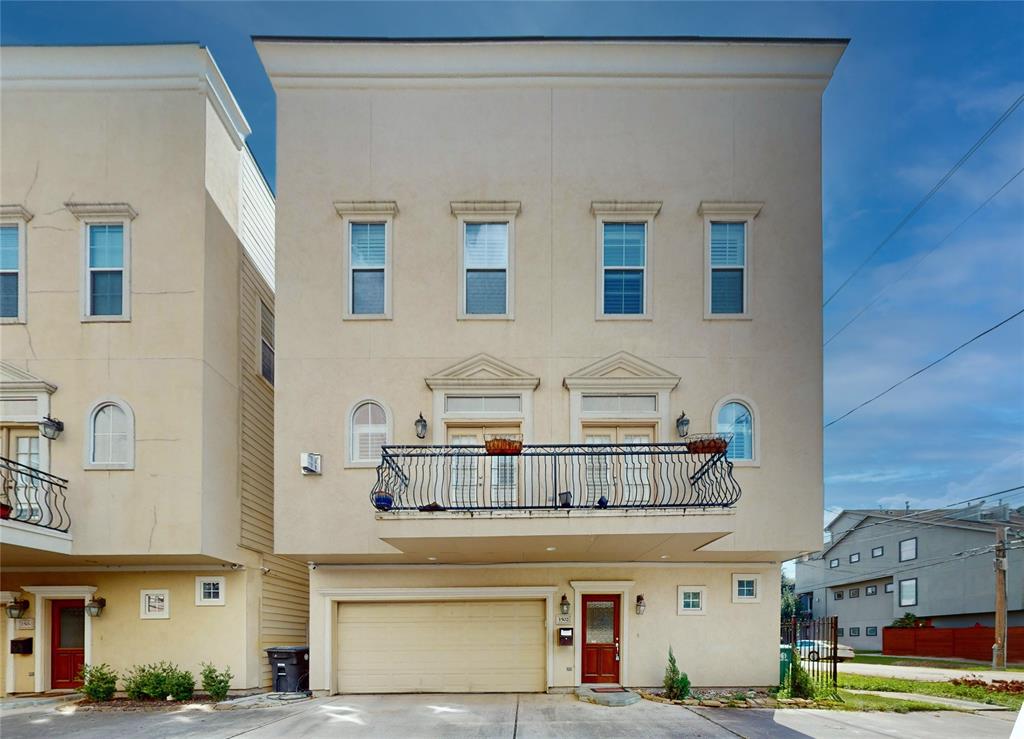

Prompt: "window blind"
[710,222,744,266]
[351,222,386,315]
[0,225,17,318]
[717,402,752,460]
[603,222,645,314]
[465,222,508,314]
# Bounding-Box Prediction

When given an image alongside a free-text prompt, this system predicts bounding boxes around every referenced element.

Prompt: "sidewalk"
[840,661,1024,683]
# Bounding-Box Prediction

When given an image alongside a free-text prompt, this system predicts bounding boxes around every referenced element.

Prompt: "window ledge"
[596,314,653,322]
[81,315,131,323]
[0,317,25,324]
[343,314,393,321]
[457,314,514,321]
[84,463,134,471]
[704,313,752,321]
[729,459,760,468]
[345,460,380,470]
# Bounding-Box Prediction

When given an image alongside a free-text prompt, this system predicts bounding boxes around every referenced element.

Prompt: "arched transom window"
[350,400,388,464]
[716,401,753,461]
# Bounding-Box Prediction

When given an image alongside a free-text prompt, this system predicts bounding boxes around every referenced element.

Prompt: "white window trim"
[711,394,760,467]
[195,576,226,606]
[899,577,918,607]
[0,205,32,324]
[67,202,136,322]
[140,588,170,619]
[335,201,397,320]
[677,585,707,616]
[591,201,661,321]
[451,201,520,320]
[731,573,761,603]
[899,537,918,562]
[83,396,135,470]
[346,397,393,468]
[699,201,762,321]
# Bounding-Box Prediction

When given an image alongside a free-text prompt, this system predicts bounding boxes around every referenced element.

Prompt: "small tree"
[663,647,691,700]
[890,612,921,628]
[200,663,233,702]
[78,663,118,702]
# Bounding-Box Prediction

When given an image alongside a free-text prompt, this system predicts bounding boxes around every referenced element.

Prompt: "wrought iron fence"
[781,615,839,695]
[0,456,71,532]
[371,436,742,512]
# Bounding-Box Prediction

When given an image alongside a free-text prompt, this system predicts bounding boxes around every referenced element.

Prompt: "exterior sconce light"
[414,413,428,440]
[39,415,64,441]
[84,596,107,618]
[5,595,29,619]
[675,412,690,438]
[560,594,571,615]
[635,594,647,615]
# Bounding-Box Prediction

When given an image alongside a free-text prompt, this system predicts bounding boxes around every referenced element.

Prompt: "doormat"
[591,687,627,693]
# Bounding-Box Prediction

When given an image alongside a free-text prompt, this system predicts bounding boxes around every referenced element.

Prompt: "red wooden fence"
[883,624,1024,662]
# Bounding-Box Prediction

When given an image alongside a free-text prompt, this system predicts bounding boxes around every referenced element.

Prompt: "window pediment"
[0,361,56,393]
[426,353,539,391]
[563,351,679,391]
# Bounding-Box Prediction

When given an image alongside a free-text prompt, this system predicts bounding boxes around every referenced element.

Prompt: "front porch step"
[576,686,641,707]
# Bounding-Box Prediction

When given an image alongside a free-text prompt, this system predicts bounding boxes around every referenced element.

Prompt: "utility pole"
[993,526,1008,670]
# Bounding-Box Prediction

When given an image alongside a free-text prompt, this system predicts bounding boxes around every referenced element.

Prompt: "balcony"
[371,435,741,513]
[0,456,72,555]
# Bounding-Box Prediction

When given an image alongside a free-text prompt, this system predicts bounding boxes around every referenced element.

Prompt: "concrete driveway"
[839,661,1024,683]
[1,693,1019,738]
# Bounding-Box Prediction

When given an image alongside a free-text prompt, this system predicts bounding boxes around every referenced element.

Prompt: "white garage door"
[336,600,546,693]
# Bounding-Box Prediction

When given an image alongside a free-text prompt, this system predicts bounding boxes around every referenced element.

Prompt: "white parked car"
[795,639,855,662]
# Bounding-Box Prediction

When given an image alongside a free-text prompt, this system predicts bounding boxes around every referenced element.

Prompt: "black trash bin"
[265,646,310,693]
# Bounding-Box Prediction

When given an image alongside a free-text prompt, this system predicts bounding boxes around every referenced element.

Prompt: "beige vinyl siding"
[259,554,310,687]
[239,148,275,289]
[239,254,275,552]
[336,600,546,693]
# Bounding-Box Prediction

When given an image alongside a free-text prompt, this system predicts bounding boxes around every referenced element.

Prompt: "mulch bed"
[73,698,216,712]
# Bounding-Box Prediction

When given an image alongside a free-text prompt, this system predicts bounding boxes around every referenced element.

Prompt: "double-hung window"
[0,222,24,321]
[601,222,647,315]
[350,222,387,315]
[463,222,509,315]
[699,201,761,319]
[87,224,127,318]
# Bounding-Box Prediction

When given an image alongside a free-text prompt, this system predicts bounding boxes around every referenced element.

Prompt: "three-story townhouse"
[258,36,845,692]
[0,44,308,694]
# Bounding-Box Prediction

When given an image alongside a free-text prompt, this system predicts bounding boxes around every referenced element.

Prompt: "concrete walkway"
[840,660,1024,683]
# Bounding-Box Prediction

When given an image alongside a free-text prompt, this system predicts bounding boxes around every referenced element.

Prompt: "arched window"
[350,400,389,464]
[86,398,134,469]
[716,401,754,462]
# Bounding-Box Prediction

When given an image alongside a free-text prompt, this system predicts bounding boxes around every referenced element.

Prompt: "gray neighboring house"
[795,504,1024,651]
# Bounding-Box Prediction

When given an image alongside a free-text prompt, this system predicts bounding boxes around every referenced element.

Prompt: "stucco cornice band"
[590,200,662,217]
[65,202,139,220]
[334,200,399,217]
[0,205,34,222]
[698,201,764,218]
[450,200,521,217]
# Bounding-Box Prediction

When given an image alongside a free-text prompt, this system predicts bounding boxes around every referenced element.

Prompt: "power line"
[824,308,1024,428]
[823,94,1024,308]
[824,165,1024,348]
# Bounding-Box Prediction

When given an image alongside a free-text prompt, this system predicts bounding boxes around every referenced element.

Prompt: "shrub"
[123,661,195,701]
[890,612,922,628]
[200,663,233,702]
[663,647,691,700]
[783,650,816,699]
[78,663,118,702]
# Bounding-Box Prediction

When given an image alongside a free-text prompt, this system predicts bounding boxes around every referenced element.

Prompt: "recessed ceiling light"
[545,546,557,552]
[427,556,438,561]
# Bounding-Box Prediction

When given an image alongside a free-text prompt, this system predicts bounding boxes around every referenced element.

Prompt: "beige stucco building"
[0,45,307,694]
[257,37,845,693]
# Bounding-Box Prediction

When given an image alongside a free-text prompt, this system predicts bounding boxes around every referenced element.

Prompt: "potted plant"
[0,488,11,520]
[558,490,573,509]
[484,433,523,456]
[370,488,394,511]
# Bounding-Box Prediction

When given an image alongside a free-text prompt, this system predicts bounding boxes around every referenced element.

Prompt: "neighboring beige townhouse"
[0,44,307,694]
[257,36,845,693]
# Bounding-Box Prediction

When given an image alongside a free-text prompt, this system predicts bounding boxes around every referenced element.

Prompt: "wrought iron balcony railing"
[0,456,71,533]
[371,436,741,512]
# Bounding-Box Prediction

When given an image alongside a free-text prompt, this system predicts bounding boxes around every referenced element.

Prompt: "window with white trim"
[709,222,746,314]
[0,222,26,322]
[899,537,917,562]
[677,586,706,615]
[86,398,134,469]
[350,400,388,464]
[732,574,760,603]
[717,401,753,461]
[899,578,917,607]
[601,222,647,315]
[349,222,388,315]
[260,301,274,384]
[86,223,128,318]
[195,576,225,606]
[463,222,510,316]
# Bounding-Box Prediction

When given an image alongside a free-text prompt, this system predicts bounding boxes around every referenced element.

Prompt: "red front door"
[581,594,620,683]
[51,600,85,689]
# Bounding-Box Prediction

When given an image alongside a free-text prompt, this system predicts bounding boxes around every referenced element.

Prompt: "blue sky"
[3,2,1023,520]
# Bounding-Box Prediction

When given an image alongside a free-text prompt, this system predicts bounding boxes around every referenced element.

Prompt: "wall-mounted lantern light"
[675,412,690,438]
[635,594,647,615]
[39,415,64,441]
[560,594,571,615]
[414,413,428,440]
[84,596,106,618]
[5,594,29,619]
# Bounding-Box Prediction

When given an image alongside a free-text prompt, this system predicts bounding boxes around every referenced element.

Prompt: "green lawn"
[850,654,1024,672]
[837,673,1024,711]
[822,690,962,713]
